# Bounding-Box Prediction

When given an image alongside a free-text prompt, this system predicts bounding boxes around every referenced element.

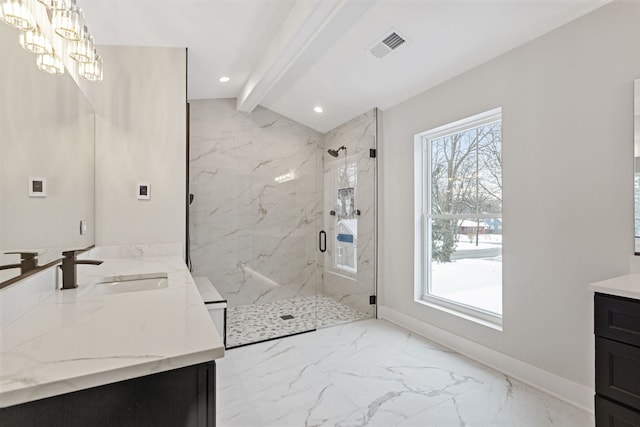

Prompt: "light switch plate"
[137,182,150,200]
[80,220,87,235]
[28,177,46,197]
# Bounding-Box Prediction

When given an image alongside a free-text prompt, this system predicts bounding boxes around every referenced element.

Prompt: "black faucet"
[0,252,38,274]
[61,250,103,290]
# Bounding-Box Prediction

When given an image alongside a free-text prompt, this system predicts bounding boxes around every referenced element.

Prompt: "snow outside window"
[415,108,503,326]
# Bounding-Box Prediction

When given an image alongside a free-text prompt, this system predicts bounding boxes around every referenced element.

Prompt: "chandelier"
[0,0,102,82]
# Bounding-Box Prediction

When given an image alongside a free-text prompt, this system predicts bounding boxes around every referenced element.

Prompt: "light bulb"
[53,1,84,40]
[0,0,35,30]
[37,0,70,10]
[70,26,95,63]
[79,53,103,82]
[19,27,53,54]
[37,53,65,75]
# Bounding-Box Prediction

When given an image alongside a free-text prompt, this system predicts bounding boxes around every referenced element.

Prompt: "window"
[415,108,502,326]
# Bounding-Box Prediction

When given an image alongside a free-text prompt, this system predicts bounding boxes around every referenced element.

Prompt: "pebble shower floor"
[226,295,371,348]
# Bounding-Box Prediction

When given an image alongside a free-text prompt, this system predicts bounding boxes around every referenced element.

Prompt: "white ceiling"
[80,0,610,133]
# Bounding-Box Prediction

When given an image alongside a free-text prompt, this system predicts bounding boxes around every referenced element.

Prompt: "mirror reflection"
[0,23,95,284]
[635,80,640,254]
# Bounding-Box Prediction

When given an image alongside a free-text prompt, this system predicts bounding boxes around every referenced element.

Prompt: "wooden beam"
[236,0,347,113]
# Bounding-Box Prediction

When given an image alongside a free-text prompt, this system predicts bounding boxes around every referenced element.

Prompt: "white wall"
[91,46,187,247]
[379,0,637,408]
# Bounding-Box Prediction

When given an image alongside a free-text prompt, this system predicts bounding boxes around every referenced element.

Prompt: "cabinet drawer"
[595,293,640,347]
[596,396,640,427]
[596,337,640,409]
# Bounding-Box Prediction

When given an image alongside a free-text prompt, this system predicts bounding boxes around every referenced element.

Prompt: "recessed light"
[218,76,230,83]
[314,106,323,113]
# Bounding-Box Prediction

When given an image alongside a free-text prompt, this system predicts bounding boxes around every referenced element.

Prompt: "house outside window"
[414,107,502,327]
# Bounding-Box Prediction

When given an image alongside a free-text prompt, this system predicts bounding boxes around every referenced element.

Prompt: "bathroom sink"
[85,273,169,297]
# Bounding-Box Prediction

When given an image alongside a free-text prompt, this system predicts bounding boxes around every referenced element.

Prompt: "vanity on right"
[592,79,640,426]
[590,276,640,426]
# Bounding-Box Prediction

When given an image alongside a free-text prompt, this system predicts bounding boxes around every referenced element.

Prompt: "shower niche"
[333,172,357,274]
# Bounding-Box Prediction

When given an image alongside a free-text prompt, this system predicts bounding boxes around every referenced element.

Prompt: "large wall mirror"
[633,79,640,255]
[634,80,640,254]
[0,23,95,285]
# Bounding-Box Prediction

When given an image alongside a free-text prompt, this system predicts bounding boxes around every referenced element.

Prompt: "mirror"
[633,79,640,255]
[0,23,95,284]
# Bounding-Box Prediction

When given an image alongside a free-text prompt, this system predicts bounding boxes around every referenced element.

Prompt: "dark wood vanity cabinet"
[595,293,640,426]
[0,361,216,427]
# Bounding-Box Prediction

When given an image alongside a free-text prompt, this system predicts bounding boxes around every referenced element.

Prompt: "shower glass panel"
[320,109,377,326]
[189,100,321,348]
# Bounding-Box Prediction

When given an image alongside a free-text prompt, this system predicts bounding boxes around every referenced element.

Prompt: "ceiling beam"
[236,0,348,113]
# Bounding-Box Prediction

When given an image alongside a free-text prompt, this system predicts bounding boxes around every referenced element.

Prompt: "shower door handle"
[319,230,327,253]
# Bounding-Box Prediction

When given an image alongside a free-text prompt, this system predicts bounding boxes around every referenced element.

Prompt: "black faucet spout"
[75,260,104,266]
[61,250,103,290]
[0,252,38,274]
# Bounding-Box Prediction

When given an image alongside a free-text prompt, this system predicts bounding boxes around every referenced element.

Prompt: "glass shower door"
[220,138,322,348]
[319,109,377,328]
[189,101,321,349]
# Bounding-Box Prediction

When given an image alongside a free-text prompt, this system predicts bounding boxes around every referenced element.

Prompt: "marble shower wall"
[189,99,323,308]
[322,109,377,317]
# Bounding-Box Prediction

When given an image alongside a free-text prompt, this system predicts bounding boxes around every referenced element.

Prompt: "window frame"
[414,107,503,328]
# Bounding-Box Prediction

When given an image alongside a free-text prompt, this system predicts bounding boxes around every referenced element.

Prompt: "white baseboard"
[378,305,594,414]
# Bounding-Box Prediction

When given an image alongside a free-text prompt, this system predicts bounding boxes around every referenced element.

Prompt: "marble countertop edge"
[589,274,640,300]
[0,347,222,408]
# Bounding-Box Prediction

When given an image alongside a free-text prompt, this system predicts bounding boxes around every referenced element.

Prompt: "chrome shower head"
[327,146,346,157]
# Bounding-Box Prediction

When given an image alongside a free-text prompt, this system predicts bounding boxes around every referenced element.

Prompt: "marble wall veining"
[189,99,377,326]
[322,109,377,316]
[189,99,323,308]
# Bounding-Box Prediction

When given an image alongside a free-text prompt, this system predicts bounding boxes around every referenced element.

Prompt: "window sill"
[415,296,503,331]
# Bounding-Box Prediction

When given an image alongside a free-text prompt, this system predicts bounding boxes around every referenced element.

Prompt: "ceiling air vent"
[369,30,407,59]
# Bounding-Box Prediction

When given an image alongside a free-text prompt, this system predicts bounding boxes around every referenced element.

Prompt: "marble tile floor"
[217,319,594,427]
[226,295,371,348]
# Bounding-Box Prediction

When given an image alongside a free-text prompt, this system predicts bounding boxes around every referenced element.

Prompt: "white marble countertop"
[0,256,224,408]
[589,274,640,300]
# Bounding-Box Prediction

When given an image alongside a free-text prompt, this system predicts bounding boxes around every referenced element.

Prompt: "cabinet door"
[596,396,640,427]
[596,337,640,410]
[0,361,216,427]
[595,293,640,347]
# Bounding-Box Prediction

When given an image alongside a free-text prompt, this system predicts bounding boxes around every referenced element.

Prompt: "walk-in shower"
[189,100,377,348]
